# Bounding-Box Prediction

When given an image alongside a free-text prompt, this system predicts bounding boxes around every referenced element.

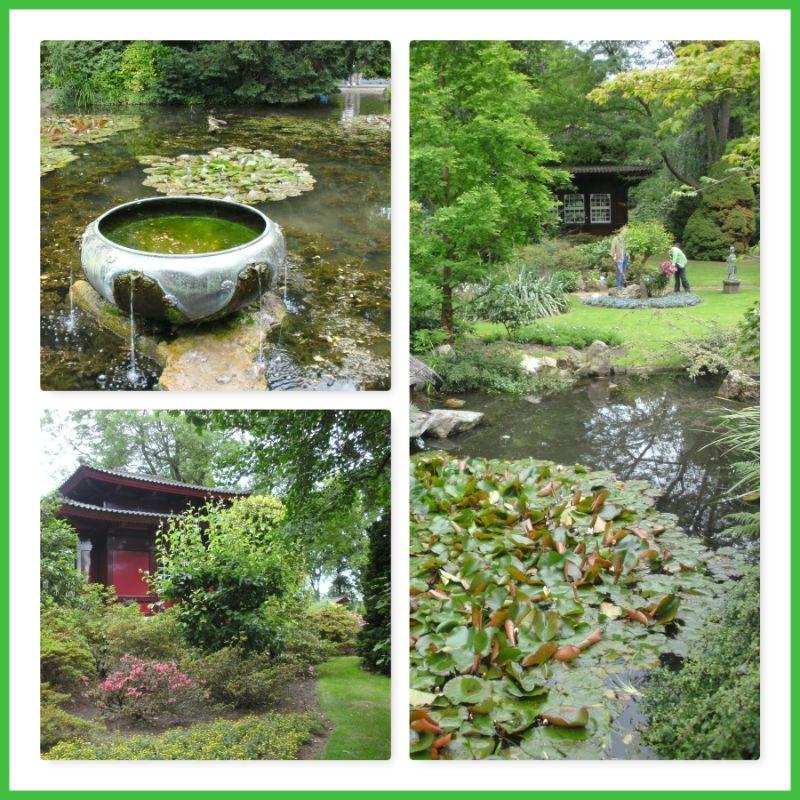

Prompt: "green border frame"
[5,5,793,796]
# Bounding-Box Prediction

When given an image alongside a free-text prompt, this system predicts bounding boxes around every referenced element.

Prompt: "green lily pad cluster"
[410,454,727,760]
[138,146,315,204]
[40,114,141,176]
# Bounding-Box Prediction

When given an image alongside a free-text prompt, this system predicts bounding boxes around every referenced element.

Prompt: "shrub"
[45,712,322,760]
[310,604,361,655]
[513,239,589,275]
[736,301,760,364]
[410,272,442,334]
[40,684,101,752]
[578,236,613,272]
[683,162,757,260]
[94,655,203,722]
[41,607,96,691]
[552,269,578,293]
[510,323,622,349]
[674,327,738,379]
[468,265,569,338]
[358,516,391,675]
[622,220,673,277]
[283,628,340,668]
[426,342,533,395]
[152,495,305,654]
[40,496,84,607]
[410,327,448,354]
[642,570,760,759]
[103,604,186,668]
[183,647,292,710]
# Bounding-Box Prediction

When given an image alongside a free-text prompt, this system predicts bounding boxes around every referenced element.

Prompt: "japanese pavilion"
[555,164,654,236]
[56,465,247,611]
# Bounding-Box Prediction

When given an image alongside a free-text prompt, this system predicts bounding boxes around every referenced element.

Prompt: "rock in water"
[719,369,759,401]
[410,409,432,438]
[444,398,466,408]
[425,409,485,439]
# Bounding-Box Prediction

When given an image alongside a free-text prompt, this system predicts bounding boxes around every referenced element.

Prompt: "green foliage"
[40,683,101,751]
[642,570,759,759]
[552,270,578,293]
[40,495,84,606]
[44,40,390,108]
[153,495,304,654]
[40,606,97,691]
[358,517,391,675]
[103,605,187,667]
[683,162,756,259]
[577,236,613,272]
[410,41,566,333]
[513,239,590,276]
[622,220,673,274]
[45,712,322,760]
[425,343,534,395]
[501,323,621,349]
[310,604,361,655]
[410,454,726,760]
[675,327,738,379]
[736,301,760,364]
[469,265,569,338]
[411,327,449,354]
[183,647,289,710]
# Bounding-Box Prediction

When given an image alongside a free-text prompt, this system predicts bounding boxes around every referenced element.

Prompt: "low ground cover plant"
[45,712,323,760]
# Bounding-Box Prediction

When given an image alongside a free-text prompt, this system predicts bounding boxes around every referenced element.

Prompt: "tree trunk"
[440,265,454,339]
[717,94,732,158]
[703,103,717,164]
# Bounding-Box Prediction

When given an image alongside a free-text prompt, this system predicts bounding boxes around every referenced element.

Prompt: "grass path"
[315,656,391,760]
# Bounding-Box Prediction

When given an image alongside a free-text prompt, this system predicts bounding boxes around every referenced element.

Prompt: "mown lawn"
[475,281,759,369]
[684,257,759,288]
[316,656,391,760]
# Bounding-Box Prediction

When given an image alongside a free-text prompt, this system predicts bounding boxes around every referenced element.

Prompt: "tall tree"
[410,41,566,336]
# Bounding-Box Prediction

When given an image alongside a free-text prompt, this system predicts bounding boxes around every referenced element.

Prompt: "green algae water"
[103,213,260,254]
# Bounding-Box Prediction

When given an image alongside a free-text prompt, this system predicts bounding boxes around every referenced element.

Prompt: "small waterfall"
[283,258,288,303]
[125,274,145,388]
[255,267,266,365]
[64,262,77,334]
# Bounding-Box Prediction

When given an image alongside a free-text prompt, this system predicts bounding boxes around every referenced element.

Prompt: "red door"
[109,550,151,597]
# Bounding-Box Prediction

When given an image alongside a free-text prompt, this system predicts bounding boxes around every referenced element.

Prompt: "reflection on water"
[40,93,390,390]
[415,375,741,543]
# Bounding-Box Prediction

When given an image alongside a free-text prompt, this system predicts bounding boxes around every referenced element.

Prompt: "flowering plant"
[660,260,678,276]
[94,655,203,721]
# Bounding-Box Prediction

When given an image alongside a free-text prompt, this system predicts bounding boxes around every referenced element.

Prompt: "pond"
[412,374,752,760]
[41,92,390,391]
[415,374,744,545]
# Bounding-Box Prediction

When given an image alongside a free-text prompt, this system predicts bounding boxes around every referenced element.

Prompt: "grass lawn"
[684,256,759,288]
[475,283,759,369]
[316,656,391,760]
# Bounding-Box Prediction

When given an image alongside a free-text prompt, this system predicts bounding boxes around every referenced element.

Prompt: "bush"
[426,342,532,394]
[410,327,449,354]
[552,269,578,293]
[153,495,304,654]
[682,162,757,260]
[736,301,760,364]
[675,327,738,379]
[513,239,589,275]
[183,647,298,710]
[45,712,322,760]
[283,628,340,668]
[40,683,102,752]
[41,607,97,691]
[642,570,760,759]
[357,516,391,675]
[310,604,361,655]
[468,265,569,338]
[103,604,186,668]
[410,272,442,334]
[94,655,203,722]
[40,496,84,606]
[622,220,673,278]
[510,323,622,349]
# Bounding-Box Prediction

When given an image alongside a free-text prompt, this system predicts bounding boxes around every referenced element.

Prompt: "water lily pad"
[138,146,315,204]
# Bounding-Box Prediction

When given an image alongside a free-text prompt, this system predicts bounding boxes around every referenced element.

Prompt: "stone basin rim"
[94,195,274,260]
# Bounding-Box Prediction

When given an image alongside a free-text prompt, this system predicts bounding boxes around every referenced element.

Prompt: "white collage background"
[10,7,790,793]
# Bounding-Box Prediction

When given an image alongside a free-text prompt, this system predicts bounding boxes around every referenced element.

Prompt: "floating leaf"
[540,706,590,728]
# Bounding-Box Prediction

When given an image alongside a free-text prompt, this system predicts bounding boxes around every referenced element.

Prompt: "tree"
[357,515,391,675]
[152,495,304,653]
[410,41,566,337]
[40,496,83,607]
[589,41,760,187]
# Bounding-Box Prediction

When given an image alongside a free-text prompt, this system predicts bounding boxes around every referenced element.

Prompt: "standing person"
[610,229,627,288]
[670,244,690,293]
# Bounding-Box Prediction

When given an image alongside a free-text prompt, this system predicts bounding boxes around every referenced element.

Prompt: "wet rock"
[557,347,583,369]
[540,356,558,369]
[719,369,760,401]
[410,409,431,438]
[444,398,466,408]
[520,355,542,375]
[425,409,485,439]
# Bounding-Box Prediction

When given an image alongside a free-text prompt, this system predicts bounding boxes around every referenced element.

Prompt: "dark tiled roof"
[568,164,655,175]
[58,496,173,519]
[66,465,247,496]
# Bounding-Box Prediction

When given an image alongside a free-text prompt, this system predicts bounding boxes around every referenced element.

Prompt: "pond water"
[102,213,261,255]
[413,374,752,760]
[41,92,390,390]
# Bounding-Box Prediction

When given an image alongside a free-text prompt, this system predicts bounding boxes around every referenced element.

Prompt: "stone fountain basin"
[80,196,285,324]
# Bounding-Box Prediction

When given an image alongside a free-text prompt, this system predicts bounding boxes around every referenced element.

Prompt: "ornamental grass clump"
[94,655,204,722]
[410,454,729,760]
